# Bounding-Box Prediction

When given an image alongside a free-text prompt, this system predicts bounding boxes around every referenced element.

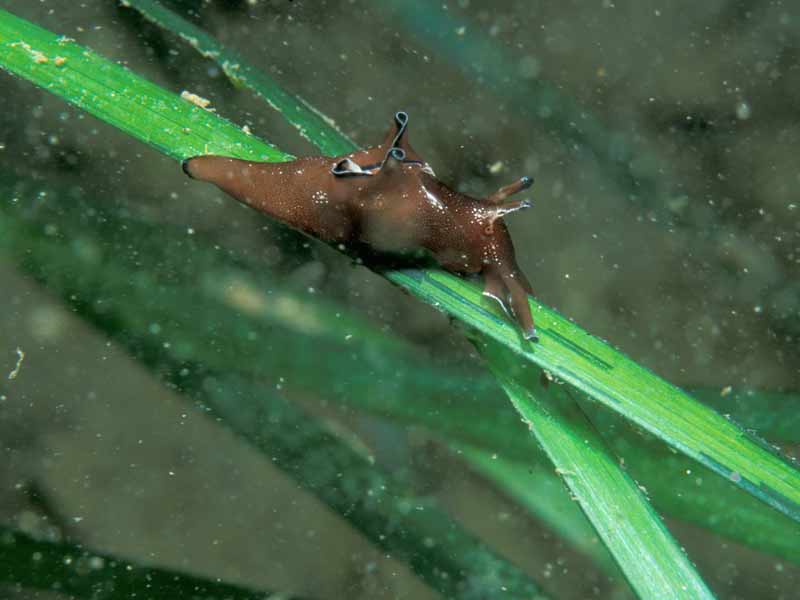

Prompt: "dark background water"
[0,1,798,598]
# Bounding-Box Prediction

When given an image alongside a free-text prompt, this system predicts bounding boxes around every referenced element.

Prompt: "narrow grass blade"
[0,6,797,527]
[454,443,618,574]
[343,372,800,565]
[479,343,715,599]
[120,0,358,156]
[106,3,800,523]
[0,525,294,599]
[4,174,794,567]
[688,387,800,444]
[0,170,708,596]
[0,9,288,163]
[197,373,547,600]
[391,269,800,522]
[0,184,548,600]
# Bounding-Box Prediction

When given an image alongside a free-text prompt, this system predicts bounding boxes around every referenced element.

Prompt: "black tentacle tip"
[520,176,534,189]
[181,158,194,178]
[395,111,409,125]
[521,199,533,209]
[524,327,540,343]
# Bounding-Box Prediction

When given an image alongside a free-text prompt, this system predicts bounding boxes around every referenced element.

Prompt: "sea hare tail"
[180,156,261,207]
[181,155,239,182]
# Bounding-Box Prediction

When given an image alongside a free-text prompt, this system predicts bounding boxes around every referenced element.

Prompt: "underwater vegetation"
[0,1,798,599]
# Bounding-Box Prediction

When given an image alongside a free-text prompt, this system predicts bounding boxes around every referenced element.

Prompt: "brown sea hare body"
[183,112,538,340]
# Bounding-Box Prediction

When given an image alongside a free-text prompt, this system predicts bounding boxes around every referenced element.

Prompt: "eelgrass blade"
[0,183,548,600]
[0,8,288,163]
[338,377,800,565]
[0,173,706,597]
[391,269,800,522]
[453,443,618,574]
[197,373,547,600]
[0,3,797,533]
[4,174,794,568]
[458,431,800,566]
[0,525,297,600]
[478,342,715,599]
[688,387,800,444]
[120,0,358,156]
[84,4,800,523]
[466,394,800,566]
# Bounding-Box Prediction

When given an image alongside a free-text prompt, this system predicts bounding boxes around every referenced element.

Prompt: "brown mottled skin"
[183,112,538,340]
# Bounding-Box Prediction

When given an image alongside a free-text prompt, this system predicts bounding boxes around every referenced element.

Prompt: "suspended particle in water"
[7,348,24,380]
[735,101,752,120]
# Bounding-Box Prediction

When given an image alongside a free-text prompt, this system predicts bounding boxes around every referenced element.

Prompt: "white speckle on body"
[422,186,445,211]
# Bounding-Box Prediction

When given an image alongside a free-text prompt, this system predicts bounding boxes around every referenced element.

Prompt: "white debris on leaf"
[10,41,48,64]
[180,90,214,111]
